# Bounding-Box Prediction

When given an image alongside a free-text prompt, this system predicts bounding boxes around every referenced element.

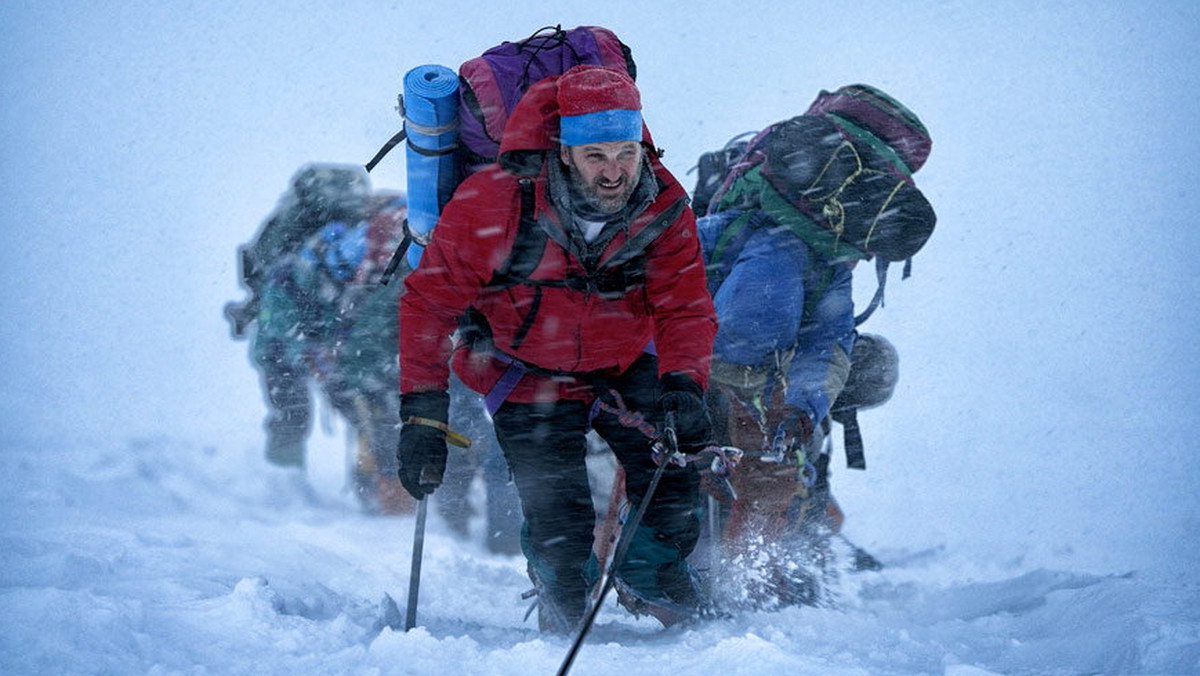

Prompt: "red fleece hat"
[556,65,643,146]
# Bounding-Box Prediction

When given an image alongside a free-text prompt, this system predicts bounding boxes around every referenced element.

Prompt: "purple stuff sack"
[456,25,636,175]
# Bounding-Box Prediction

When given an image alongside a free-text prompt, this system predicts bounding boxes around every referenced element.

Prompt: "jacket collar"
[545,155,658,267]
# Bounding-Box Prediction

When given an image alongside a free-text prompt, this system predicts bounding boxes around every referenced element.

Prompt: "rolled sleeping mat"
[403,64,460,269]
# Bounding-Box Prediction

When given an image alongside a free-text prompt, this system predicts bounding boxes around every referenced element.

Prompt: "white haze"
[1,2,1198,674]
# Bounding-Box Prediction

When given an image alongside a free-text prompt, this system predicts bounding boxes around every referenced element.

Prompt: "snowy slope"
[3,436,1197,676]
[2,1,1200,674]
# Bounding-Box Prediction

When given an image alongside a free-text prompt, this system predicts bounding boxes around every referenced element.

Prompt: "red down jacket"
[399,73,716,404]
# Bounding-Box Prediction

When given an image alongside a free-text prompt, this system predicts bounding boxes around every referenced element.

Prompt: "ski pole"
[707,493,722,565]
[557,414,678,676]
[404,497,429,631]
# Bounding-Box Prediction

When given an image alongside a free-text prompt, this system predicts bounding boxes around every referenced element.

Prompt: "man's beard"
[568,165,640,215]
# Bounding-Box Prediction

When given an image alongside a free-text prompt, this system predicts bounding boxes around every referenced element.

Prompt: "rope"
[862,179,906,251]
[592,389,659,440]
[591,388,741,481]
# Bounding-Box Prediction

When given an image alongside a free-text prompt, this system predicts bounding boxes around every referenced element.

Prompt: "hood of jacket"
[497,72,658,177]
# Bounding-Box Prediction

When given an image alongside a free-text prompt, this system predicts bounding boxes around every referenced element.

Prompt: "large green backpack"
[700,83,936,326]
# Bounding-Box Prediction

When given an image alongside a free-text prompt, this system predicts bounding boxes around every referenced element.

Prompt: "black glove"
[397,390,451,500]
[658,372,715,451]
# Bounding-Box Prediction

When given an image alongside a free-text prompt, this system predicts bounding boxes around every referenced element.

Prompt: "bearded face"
[559,140,643,215]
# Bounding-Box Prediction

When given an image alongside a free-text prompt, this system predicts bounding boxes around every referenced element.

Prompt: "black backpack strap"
[831,407,867,470]
[854,257,891,326]
[378,216,435,286]
[599,197,687,270]
[377,225,412,286]
[490,188,685,289]
[365,128,407,173]
[488,178,548,290]
[483,179,547,350]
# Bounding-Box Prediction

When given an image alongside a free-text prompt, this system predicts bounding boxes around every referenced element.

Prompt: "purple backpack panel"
[804,84,932,174]
[457,25,635,170]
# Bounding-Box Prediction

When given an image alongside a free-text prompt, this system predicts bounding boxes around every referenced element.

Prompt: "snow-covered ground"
[2,434,1197,675]
[3,2,1199,674]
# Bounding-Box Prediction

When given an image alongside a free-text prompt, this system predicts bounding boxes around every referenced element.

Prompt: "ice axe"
[362,495,430,641]
[404,496,429,631]
[402,422,470,631]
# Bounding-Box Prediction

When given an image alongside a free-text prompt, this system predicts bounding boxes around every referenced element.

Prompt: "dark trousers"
[491,354,701,602]
[258,341,312,467]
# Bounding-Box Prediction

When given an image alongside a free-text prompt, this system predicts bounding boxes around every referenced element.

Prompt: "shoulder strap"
[491,190,687,287]
[853,257,896,326]
[487,178,548,290]
[598,196,687,270]
[709,211,755,268]
[830,407,867,470]
[853,259,887,326]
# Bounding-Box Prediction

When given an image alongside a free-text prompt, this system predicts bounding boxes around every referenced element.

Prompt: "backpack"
[226,163,372,337]
[368,25,637,283]
[689,131,756,218]
[244,163,372,289]
[456,25,635,174]
[701,83,936,326]
[283,192,409,344]
[361,191,408,275]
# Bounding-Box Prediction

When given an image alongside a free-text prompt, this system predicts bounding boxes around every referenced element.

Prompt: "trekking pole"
[556,414,679,676]
[404,497,429,631]
[707,494,723,565]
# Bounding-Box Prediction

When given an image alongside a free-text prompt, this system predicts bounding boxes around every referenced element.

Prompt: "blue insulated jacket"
[698,210,856,424]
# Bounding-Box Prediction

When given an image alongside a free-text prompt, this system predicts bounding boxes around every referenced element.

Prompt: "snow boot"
[612,563,715,627]
[521,526,599,633]
[525,564,596,634]
[531,583,587,634]
[613,523,714,627]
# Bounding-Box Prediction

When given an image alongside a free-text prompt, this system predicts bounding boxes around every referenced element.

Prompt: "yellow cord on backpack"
[404,417,472,448]
[863,180,906,251]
